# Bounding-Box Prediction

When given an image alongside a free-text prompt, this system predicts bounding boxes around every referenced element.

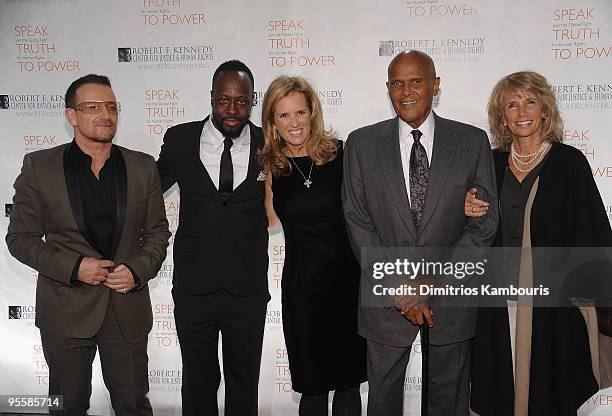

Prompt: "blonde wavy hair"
[487,71,563,150]
[258,76,337,176]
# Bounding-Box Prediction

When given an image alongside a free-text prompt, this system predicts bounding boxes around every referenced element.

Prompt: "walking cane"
[421,323,429,416]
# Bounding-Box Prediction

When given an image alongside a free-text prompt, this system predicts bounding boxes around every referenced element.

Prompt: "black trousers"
[41,302,152,416]
[173,287,269,416]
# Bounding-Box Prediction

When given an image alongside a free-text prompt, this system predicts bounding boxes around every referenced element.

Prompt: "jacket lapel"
[63,144,104,255]
[377,118,417,240]
[111,146,127,258]
[494,149,509,197]
[190,117,222,198]
[419,113,457,231]
[233,121,263,194]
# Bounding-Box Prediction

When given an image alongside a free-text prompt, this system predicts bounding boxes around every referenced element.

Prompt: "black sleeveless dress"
[272,144,367,394]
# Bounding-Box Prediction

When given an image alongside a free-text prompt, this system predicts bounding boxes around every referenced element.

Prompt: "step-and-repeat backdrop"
[1,0,611,414]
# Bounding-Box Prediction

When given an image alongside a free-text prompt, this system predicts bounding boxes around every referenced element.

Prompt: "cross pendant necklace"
[290,158,314,189]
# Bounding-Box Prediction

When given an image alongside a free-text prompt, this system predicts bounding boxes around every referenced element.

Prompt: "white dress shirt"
[200,118,251,191]
[399,111,435,205]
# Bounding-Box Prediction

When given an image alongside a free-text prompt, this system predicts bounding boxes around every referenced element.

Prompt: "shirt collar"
[398,110,435,144]
[204,117,250,151]
[69,139,116,164]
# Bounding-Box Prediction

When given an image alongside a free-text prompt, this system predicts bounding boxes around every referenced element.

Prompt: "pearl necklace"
[511,142,550,173]
[290,157,313,188]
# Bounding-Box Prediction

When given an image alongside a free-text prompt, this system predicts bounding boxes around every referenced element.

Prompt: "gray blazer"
[6,143,170,343]
[341,113,498,347]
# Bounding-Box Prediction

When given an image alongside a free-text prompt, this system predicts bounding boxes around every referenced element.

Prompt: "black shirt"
[499,149,550,290]
[66,141,118,259]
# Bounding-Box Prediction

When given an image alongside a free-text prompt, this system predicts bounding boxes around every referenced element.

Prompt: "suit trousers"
[366,338,470,416]
[173,287,268,416]
[40,300,152,416]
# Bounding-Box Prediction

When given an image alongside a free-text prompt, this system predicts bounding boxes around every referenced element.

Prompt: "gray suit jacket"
[6,143,171,343]
[342,113,498,347]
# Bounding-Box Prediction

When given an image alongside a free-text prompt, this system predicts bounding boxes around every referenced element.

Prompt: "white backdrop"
[1,0,611,414]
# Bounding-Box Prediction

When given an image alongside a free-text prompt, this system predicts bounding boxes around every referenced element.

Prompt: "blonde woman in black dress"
[259,76,366,416]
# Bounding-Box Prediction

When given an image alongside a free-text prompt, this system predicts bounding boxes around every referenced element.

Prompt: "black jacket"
[157,117,269,296]
[471,143,611,415]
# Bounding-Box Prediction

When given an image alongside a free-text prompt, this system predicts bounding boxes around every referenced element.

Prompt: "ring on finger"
[472,207,478,213]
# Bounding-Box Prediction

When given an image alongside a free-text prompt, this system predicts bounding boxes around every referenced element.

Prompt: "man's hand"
[77,257,114,285]
[400,303,434,327]
[392,275,436,310]
[104,264,136,293]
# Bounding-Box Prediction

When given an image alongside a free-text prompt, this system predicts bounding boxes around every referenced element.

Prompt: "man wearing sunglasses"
[6,74,171,415]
